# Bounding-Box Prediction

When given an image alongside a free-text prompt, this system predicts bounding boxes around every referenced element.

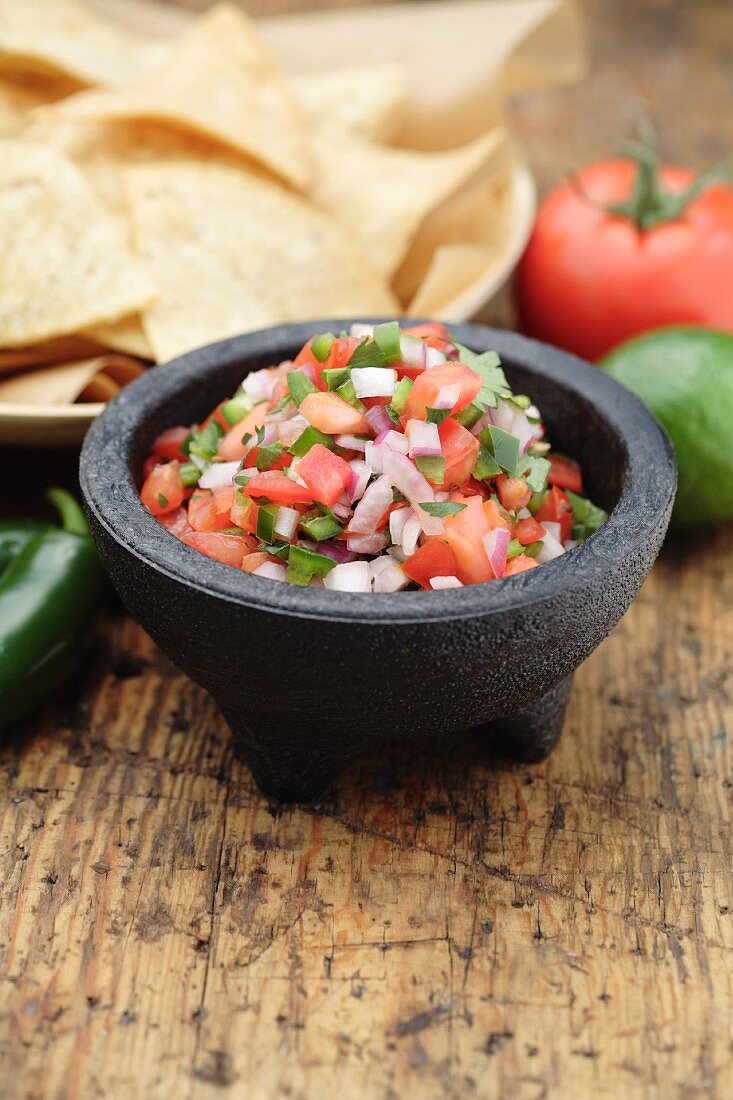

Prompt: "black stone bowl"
[80,321,676,802]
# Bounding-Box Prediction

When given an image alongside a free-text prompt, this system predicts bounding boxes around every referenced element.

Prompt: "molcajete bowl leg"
[79,321,676,803]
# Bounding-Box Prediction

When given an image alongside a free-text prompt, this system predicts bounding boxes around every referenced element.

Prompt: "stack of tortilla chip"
[0,0,516,408]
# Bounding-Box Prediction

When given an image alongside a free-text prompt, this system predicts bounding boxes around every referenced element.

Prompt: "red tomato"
[297,444,352,508]
[212,484,236,515]
[438,418,479,489]
[218,405,269,461]
[403,538,457,588]
[483,498,513,532]
[241,551,271,574]
[158,506,192,538]
[441,495,494,585]
[503,554,540,577]
[188,488,234,531]
[181,531,249,568]
[245,471,314,505]
[230,493,258,533]
[496,475,532,512]
[535,486,573,542]
[318,336,360,387]
[404,363,481,421]
[141,461,185,516]
[299,391,371,435]
[152,426,190,462]
[548,453,583,493]
[517,159,733,361]
[516,517,546,545]
[402,322,450,351]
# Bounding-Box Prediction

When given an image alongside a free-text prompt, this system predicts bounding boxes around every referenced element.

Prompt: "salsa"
[140,323,608,591]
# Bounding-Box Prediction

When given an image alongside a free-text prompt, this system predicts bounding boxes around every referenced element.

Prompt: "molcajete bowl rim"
[80,320,676,625]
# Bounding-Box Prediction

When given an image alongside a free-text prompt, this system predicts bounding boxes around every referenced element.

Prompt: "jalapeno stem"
[46,488,90,537]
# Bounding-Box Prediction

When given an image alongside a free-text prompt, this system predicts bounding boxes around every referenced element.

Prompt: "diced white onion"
[381,430,409,454]
[389,506,410,545]
[351,367,397,398]
[401,512,421,557]
[542,521,562,542]
[335,433,368,451]
[399,334,426,369]
[348,459,371,503]
[373,559,410,592]
[350,474,393,535]
[430,575,463,589]
[253,561,287,582]
[324,561,371,592]
[274,506,299,540]
[482,528,510,578]
[425,346,447,368]
[536,531,565,563]
[198,461,240,490]
[350,323,374,339]
[348,532,388,554]
[405,419,441,457]
[277,415,308,446]
[243,369,278,403]
[434,382,461,410]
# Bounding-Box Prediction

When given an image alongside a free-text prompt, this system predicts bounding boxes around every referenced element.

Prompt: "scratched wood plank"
[1,1,733,1098]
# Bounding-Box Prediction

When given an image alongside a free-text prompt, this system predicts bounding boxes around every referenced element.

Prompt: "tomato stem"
[605,124,733,230]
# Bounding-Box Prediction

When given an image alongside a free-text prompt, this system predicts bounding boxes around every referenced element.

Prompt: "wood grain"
[2,2,733,1098]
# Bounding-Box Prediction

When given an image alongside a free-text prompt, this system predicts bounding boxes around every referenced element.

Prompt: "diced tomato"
[241,551,271,573]
[188,488,235,531]
[483,498,513,532]
[403,538,457,588]
[496,474,532,512]
[299,391,372,435]
[516,517,546,545]
[244,471,314,505]
[212,484,236,515]
[535,486,573,542]
[314,336,360,388]
[402,322,450,351]
[152,426,190,462]
[548,453,583,493]
[438,418,479,489]
[294,336,319,368]
[218,404,270,461]
[441,495,494,585]
[141,461,185,516]
[230,492,258,533]
[181,531,249,568]
[158,506,192,539]
[297,444,352,508]
[503,554,540,577]
[404,363,482,421]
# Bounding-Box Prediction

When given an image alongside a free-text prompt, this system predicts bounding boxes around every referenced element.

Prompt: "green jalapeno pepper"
[0,489,108,728]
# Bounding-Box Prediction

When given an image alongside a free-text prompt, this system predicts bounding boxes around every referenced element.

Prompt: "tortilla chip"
[51,3,313,191]
[24,114,266,217]
[292,64,406,143]
[83,315,155,360]
[0,336,106,377]
[0,0,162,87]
[0,352,141,406]
[0,140,155,348]
[124,161,398,363]
[0,72,73,135]
[407,244,499,317]
[393,162,512,303]
[310,127,506,280]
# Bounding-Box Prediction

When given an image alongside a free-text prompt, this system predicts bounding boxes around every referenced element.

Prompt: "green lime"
[600,326,733,530]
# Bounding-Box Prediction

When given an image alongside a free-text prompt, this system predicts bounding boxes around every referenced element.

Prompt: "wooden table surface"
[2,2,733,1098]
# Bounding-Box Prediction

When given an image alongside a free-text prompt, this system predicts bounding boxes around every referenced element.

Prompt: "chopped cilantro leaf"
[453,342,513,409]
[518,454,551,494]
[426,406,451,425]
[255,443,284,470]
[157,493,168,509]
[419,501,466,517]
